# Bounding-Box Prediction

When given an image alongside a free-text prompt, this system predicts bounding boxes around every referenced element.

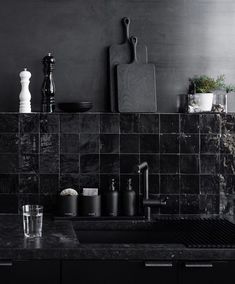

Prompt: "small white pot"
[197,93,213,112]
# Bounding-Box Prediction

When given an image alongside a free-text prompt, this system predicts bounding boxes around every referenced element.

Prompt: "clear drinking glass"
[22,205,43,238]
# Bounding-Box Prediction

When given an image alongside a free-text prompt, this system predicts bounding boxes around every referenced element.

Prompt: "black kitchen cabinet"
[0,260,60,284]
[180,261,235,284]
[62,260,177,284]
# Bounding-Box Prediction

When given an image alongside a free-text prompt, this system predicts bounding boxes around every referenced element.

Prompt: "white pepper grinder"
[19,68,31,113]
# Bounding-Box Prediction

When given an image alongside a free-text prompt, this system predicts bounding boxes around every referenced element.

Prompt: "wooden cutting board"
[117,36,157,113]
[109,17,148,112]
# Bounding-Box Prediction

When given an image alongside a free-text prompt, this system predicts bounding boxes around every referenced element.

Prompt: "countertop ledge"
[1,215,235,261]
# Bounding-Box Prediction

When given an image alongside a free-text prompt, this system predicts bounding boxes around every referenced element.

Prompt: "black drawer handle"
[145,261,173,268]
[185,263,213,268]
[0,262,13,267]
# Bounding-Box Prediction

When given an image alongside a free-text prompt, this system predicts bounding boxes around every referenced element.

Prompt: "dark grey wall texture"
[1,0,235,112]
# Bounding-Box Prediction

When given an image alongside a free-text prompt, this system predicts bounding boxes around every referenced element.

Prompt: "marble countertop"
[1,215,235,260]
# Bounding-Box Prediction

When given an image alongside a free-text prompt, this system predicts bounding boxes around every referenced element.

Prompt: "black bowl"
[57,102,93,112]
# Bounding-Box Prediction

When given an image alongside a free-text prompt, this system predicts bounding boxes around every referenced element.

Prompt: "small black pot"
[80,195,101,217]
[58,195,78,217]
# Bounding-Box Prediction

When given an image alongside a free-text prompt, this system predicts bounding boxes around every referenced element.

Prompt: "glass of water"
[22,205,43,238]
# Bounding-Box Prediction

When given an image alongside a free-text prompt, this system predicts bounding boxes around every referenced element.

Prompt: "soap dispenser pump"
[122,178,136,216]
[103,178,119,217]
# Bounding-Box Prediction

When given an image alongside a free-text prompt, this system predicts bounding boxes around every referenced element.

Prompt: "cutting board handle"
[122,17,130,42]
[130,36,138,63]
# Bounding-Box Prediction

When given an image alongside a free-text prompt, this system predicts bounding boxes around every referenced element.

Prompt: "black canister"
[80,195,101,217]
[58,195,78,217]
[103,179,119,216]
[122,178,136,216]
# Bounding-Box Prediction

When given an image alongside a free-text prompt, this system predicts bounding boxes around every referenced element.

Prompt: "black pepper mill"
[41,53,56,112]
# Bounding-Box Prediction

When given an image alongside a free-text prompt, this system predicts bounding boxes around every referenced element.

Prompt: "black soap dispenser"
[103,179,119,217]
[122,178,136,216]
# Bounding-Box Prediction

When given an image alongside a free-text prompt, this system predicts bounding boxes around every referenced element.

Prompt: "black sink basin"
[74,218,235,248]
[77,229,180,244]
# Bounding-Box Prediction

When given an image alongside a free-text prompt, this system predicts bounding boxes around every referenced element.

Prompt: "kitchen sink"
[74,218,235,248]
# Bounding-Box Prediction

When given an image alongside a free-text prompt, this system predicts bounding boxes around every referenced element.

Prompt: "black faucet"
[137,162,167,220]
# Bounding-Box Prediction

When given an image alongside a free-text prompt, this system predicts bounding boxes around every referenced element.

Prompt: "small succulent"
[60,188,78,196]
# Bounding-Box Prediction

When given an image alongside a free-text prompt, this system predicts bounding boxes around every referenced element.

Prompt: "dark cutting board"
[117,36,157,113]
[109,17,148,112]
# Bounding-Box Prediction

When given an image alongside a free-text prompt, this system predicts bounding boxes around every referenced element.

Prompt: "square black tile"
[19,174,39,193]
[19,154,39,173]
[180,194,199,214]
[220,134,235,154]
[60,154,79,173]
[120,114,139,133]
[200,155,219,174]
[80,154,99,173]
[40,134,59,154]
[40,174,59,194]
[160,155,179,174]
[0,194,18,213]
[200,134,220,153]
[220,155,235,174]
[100,134,119,154]
[60,134,79,153]
[180,114,199,133]
[40,114,59,133]
[0,154,18,173]
[219,194,235,215]
[199,195,219,214]
[160,114,179,133]
[100,114,120,134]
[20,134,39,154]
[180,134,199,153]
[149,175,159,194]
[222,175,235,194]
[39,194,57,214]
[100,154,120,174]
[20,114,39,133]
[160,194,179,214]
[0,134,18,153]
[180,155,199,174]
[59,173,79,191]
[160,175,179,194]
[221,114,235,134]
[200,175,220,194]
[0,174,18,193]
[79,174,99,191]
[60,114,79,133]
[200,114,221,134]
[160,134,179,153]
[180,175,199,194]
[79,114,100,133]
[0,114,18,133]
[80,134,100,153]
[100,174,120,192]
[120,154,139,174]
[140,134,159,153]
[120,134,139,153]
[139,114,159,133]
[40,154,59,173]
[140,154,159,173]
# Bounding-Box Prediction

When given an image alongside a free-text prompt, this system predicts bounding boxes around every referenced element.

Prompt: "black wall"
[1,0,235,112]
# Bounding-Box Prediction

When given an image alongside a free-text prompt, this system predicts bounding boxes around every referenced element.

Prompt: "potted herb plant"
[188,75,225,112]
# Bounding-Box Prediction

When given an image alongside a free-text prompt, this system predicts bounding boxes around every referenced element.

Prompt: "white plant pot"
[197,93,213,112]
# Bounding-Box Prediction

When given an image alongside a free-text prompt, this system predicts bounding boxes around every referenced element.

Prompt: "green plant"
[189,75,225,94]
[225,84,235,93]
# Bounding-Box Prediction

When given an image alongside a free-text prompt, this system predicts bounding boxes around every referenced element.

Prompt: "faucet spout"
[137,162,167,221]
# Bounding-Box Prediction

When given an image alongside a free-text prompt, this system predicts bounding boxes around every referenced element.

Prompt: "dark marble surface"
[1,215,235,261]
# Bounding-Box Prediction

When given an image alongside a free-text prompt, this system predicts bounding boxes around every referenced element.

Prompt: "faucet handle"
[143,196,168,207]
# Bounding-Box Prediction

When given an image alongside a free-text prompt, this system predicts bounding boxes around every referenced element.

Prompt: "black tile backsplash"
[0,112,235,215]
